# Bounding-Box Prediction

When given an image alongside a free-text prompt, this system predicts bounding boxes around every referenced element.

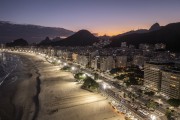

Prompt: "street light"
[150,114,156,120]
[103,83,107,89]
[82,73,86,78]
[57,60,61,63]
[64,63,67,66]
[71,66,75,70]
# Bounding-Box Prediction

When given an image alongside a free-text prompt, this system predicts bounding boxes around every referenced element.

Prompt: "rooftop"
[146,61,174,65]
[162,66,180,74]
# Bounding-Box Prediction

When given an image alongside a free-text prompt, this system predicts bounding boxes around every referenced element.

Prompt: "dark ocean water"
[0,52,19,86]
[0,52,21,120]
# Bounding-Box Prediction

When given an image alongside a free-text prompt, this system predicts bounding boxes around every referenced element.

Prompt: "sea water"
[0,52,18,86]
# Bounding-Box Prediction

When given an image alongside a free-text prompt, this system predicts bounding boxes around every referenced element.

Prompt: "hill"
[0,21,74,43]
[149,23,161,31]
[6,38,28,47]
[108,22,180,52]
[115,23,161,37]
[38,37,52,46]
[52,30,99,46]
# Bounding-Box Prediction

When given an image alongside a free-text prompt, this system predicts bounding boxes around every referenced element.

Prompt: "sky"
[0,0,180,36]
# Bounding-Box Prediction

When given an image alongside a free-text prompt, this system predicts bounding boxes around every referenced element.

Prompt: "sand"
[1,52,125,120]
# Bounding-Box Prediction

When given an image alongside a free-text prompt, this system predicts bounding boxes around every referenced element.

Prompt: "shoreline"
[0,53,38,120]
[0,51,124,120]
[32,67,41,120]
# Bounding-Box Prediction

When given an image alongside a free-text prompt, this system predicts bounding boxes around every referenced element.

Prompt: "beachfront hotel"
[144,62,164,91]
[161,67,180,99]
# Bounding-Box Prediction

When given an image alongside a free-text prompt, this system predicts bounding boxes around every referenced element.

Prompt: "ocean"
[0,52,18,86]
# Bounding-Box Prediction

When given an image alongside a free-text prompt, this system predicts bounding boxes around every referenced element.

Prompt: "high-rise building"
[144,62,164,91]
[72,53,78,62]
[98,56,115,71]
[133,55,144,67]
[139,44,154,50]
[77,55,89,67]
[91,56,99,70]
[121,42,127,48]
[161,68,180,99]
[0,44,5,49]
[116,56,127,67]
[155,43,166,50]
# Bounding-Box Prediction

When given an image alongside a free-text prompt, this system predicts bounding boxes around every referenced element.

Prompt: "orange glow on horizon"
[94,25,151,36]
[95,29,129,36]
[98,31,123,36]
[93,29,128,36]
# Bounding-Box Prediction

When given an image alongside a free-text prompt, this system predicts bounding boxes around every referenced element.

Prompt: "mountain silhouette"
[149,23,161,31]
[38,37,52,46]
[107,22,180,52]
[6,38,28,47]
[115,23,161,37]
[0,21,74,43]
[116,29,148,37]
[52,37,62,42]
[52,30,99,46]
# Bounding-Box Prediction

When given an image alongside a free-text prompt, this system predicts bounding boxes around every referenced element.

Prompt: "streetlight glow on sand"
[150,114,156,120]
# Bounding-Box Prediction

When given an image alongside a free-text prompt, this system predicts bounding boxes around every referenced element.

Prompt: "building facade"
[133,55,144,67]
[161,69,180,99]
[116,56,127,68]
[144,62,163,91]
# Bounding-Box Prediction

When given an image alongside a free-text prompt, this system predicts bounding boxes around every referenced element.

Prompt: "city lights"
[103,83,107,89]
[71,66,75,70]
[57,60,61,63]
[82,73,86,78]
[150,114,156,120]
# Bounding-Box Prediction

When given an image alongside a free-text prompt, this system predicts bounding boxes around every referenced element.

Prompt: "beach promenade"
[0,51,124,120]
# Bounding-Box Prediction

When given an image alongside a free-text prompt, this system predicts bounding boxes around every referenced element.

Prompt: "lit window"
[170,84,176,88]
[171,76,177,80]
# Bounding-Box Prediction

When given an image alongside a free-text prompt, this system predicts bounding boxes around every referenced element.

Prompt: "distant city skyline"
[0,0,180,36]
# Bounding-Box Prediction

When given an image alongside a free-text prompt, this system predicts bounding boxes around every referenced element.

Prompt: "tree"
[144,91,155,96]
[90,81,99,90]
[123,93,126,98]
[74,73,84,79]
[94,73,99,80]
[115,74,126,80]
[132,98,135,102]
[74,72,87,83]
[125,117,131,120]
[167,99,180,107]
[61,66,71,71]
[124,76,138,86]
[110,68,121,74]
[137,89,143,97]
[165,108,172,120]
[82,77,99,91]
[146,100,158,109]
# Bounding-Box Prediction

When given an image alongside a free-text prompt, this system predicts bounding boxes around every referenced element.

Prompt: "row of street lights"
[38,51,157,120]
[8,49,157,120]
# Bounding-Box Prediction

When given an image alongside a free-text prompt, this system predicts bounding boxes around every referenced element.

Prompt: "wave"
[0,52,18,86]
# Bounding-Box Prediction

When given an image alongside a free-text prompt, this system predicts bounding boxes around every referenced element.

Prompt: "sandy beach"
[0,52,124,120]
